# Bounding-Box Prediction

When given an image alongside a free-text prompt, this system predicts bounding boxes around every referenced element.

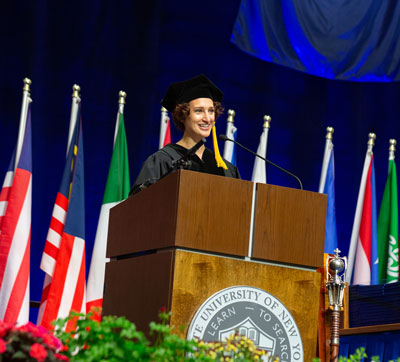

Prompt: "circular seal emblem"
[187,285,303,362]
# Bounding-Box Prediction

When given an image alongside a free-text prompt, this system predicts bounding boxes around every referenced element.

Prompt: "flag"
[377,141,398,283]
[159,107,171,149]
[0,104,32,324]
[223,111,237,165]
[251,120,270,183]
[0,154,15,232]
[346,135,378,285]
[86,107,130,317]
[318,128,338,254]
[37,92,80,326]
[39,111,86,331]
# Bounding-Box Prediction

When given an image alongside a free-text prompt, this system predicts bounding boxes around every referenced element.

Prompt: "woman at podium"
[131,74,240,195]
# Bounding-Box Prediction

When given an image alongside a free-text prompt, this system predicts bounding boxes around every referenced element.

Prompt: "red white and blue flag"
[0,105,32,324]
[0,154,15,232]
[159,107,171,149]
[347,140,378,285]
[38,111,86,331]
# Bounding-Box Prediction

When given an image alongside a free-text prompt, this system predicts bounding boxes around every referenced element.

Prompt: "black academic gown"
[130,143,240,195]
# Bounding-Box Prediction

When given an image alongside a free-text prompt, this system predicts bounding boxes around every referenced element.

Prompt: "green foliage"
[53,311,400,362]
[54,310,274,362]
[53,312,150,362]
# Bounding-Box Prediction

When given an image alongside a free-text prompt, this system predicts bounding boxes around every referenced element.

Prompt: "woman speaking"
[131,74,240,194]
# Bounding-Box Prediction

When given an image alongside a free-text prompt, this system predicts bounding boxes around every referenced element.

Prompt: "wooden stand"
[103,170,327,361]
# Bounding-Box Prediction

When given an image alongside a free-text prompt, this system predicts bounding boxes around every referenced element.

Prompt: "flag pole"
[251,115,271,184]
[263,114,271,132]
[114,91,127,144]
[319,127,334,193]
[346,133,376,283]
[159,106,170,149]
[15,78,32,170]
[223,109,236,162]
[227,109,235,123]
[389,139,396,160]
[67,84,81,155]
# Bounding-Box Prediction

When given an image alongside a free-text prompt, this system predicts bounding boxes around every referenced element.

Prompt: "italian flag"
[377,151,398,283]
[86,111,130,317]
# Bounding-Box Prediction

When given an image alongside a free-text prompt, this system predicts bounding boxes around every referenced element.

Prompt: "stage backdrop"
[1,0,400,322]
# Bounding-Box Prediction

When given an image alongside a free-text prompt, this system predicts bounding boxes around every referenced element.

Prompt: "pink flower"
[55,353,69,361]
[42,333,61,349]
[0,320,13,338]
[20,322,42,338]
[0,338,6,353]
[29,342,48,362]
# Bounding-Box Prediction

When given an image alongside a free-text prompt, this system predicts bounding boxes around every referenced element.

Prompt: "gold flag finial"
[368,133,376,146]
[72,84,81,98]
[161,106,168,112]
[119,91,127,104]
[23,78,32,92]
[389,139,397,152]
[263,115,271,128]
[227,109,236,123]
[326,127,334,140]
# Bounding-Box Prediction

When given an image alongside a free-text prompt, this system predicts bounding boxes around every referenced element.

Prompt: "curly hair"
[171,101,224,131]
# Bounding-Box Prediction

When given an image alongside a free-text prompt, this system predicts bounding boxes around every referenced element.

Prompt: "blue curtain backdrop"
[231,0,400,81]
[1,0,400,328]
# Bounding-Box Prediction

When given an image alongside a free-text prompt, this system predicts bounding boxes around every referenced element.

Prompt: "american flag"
[38,108,86,331]
[0,104,32,324]
[0,154,15,232]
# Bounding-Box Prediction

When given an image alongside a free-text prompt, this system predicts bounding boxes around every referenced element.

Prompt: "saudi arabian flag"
[377,157,398,284]
[86,112,130,314]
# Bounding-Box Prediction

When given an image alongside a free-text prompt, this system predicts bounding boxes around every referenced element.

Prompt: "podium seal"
[187,285,303,362]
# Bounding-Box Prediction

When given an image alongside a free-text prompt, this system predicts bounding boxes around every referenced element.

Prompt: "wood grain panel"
[107,170,253,258]
[170,250,321,362]
[102,251,174,335]
[341,323,400,335]
[175,171,253,256]
[107,171,180,257]
[253,183,326,268]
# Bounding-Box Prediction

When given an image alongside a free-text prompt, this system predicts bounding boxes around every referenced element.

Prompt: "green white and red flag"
[86,99,130,317]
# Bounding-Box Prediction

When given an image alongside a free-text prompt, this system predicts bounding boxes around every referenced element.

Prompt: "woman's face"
[183,98,215,141]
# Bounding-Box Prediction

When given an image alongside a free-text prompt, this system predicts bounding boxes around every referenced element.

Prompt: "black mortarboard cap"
[161,74,224,112]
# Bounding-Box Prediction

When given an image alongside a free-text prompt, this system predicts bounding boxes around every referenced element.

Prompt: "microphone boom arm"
[220,134,303,190]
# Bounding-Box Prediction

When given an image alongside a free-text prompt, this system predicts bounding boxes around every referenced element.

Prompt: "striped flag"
[39,108,86,331]
[0,100,32,324]
[223,110,237,165]
[346,134,378,285]
[86,96,130,318]
[377,139,399,283]
[251,116,271,183]
[318,127,338,254]
[37,89,80,326]
[0,154,15,232]
[159,107,171,149]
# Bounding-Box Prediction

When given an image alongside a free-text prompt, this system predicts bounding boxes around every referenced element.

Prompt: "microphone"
[129,138,207,196]
[219,134,303,190]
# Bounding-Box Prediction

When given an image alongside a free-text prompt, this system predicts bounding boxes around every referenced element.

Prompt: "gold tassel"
[212,125,228,169]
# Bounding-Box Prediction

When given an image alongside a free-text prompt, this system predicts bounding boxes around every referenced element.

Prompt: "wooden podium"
[103,170,326,361]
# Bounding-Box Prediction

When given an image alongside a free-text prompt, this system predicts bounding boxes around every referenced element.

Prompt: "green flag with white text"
[377,156,398,283]
[86,110,130,314]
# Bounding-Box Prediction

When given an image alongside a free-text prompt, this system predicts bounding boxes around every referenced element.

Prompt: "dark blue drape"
[231,0,400,81]
[340,331,400,361]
